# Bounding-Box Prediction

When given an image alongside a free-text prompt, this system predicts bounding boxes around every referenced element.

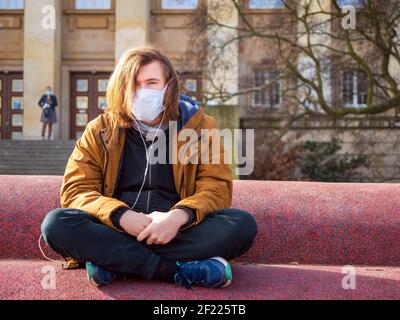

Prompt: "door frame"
[69,71,111,140]
[0,72,23,140]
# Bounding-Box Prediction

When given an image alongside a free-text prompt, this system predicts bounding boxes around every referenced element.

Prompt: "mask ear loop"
[131,107,166,211]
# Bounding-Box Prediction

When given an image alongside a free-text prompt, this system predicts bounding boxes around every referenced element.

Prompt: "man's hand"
[119,210,152,237]
[137,209,190,246]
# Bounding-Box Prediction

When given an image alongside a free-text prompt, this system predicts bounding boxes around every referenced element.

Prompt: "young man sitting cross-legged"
[41,46,257,289]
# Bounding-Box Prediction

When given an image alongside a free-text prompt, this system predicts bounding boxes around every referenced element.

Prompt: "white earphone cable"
[131,109,166,211]
[38,233,60,263]
[37,108,166,263]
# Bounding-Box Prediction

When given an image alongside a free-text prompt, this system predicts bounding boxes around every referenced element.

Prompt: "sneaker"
[86,261,117,287]
[174,257,232,289]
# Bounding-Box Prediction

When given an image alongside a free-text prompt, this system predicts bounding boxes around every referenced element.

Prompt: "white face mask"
[132,84,168,123]
[46,90,52,96]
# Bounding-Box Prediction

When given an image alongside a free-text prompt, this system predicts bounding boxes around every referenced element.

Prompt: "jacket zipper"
[146,190,151,214]
[146,147,152,214]
[112,139,125,199]
[99,131,109,195]
[179,132,204,199]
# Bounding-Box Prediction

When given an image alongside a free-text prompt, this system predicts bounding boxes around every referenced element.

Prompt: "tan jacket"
[60,107,233,234]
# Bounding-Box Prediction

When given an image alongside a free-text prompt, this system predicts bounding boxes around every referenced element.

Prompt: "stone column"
[205,0,239,108]
[205,0,240,178]
[297,0,332,110]
[115,0,150,62]
[23,0,62,140]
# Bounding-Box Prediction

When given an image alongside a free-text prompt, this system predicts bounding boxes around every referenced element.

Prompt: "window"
[161,0,198,10]
[0,0,24,9]
[342,69,367,107]
[75,0,111,10]
[337,0,365,8]
[253,70,281,108]
[178,72,202,102]
[249,0,284,9]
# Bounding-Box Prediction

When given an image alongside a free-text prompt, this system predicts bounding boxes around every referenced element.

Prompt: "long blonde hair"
[104,45,180,147]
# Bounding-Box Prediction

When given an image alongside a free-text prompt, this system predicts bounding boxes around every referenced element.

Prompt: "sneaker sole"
[211,257,232,288]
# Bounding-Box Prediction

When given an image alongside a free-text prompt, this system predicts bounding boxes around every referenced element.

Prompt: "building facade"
[0,0,217,141]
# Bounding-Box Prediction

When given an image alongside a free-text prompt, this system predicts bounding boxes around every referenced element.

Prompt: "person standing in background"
[38,86,58,141]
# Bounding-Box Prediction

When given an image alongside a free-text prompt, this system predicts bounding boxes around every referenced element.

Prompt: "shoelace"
[174,262,196,290]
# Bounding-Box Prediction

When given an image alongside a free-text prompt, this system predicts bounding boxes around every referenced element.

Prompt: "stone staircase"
[0,140,76,176]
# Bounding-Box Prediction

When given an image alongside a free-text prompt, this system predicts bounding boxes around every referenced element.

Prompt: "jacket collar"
[177,94,201,131]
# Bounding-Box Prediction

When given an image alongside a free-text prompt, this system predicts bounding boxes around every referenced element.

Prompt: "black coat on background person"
[38,94,58,124]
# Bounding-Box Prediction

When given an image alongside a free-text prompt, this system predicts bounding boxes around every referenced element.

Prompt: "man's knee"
[41,208,81,244]
[216,208,258,243]
[41,208,66,242]
[233,209,257,240]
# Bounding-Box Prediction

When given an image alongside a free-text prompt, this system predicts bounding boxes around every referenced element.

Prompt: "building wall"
[238,6,295,119]
[0,0,213,141]
[237,0,400,182]
[242,116,400,182]
[60,0,116,140]
[0,11,24,65]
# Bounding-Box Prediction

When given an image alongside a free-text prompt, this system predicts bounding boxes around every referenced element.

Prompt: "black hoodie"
[110,94,200,231]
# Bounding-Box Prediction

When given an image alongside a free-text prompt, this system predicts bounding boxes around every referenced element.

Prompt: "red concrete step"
[1,260,399,300]
[1,176,400,266]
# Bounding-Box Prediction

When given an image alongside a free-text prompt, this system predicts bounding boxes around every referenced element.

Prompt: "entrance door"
[70,72,110,139]
[0,72,24,140]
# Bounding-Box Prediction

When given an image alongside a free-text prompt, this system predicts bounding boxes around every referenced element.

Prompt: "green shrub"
[298,138,369,182]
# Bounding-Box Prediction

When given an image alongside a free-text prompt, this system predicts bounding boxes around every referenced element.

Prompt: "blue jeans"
[41,208,257,280]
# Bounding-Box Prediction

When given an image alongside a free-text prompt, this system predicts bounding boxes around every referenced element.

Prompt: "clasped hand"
[119,209,190,246]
